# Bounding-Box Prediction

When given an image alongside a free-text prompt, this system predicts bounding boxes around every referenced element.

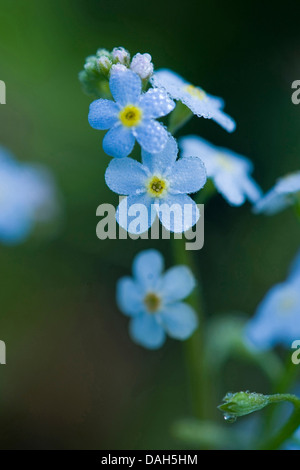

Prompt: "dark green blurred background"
[0,0,299,449]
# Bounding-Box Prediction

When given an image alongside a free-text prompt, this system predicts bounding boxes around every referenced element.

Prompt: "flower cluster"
[244,250,300,350]
[79,47,154,99]
[117,250,198,349]
[0,146,59,244]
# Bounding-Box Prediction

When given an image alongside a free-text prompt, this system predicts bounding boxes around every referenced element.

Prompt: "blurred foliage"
[0,0,299,449]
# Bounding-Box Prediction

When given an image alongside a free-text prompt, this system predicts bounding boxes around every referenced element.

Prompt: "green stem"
[171,237,209,419]
[168,102,193,135]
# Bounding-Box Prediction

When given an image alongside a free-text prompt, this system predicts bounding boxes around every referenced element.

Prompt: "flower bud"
[130,53,154,81]
[112,47,130,66]
[218,391,270,421]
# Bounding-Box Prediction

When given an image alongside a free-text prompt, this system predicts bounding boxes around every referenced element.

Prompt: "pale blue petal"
[289,250,300,282]
[109,68,142,106]
[160,266,196,303]
[211,108,236,133]
[138,88,175,119]
[129,313,166,349]
[142,134,178,173]
[133,120,169,154]
[151,69,186,99]
[276,172,300,194]
[116,276,145,317]
[105,158,148,195]
[240,175,262,203]
[179,135,217,176]
[253,190,289,215]
[0,211,32,244]
[169,157,207,194]
[88,99,119,130]
[157,194,200,233]
[244,282,300,350]
[133,249,164,289]
[159,302,198,340]
[103,124,135,158]
[214,173,246,206]
[116,194,156,235]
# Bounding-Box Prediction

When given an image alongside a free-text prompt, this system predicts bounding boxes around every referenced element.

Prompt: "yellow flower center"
[144,292,161,313]
[119,105,143,127]
[146,175,168,198]
[215,153,233,171]
[184,84,206,101]
[279,294,297,314]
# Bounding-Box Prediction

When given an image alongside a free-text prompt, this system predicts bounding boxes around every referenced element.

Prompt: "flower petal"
[116,194,156,235]
[132,249,164,289]
[109,68,142,106]
[169,157,207,194]
[105,158,148,195]
[139,88,175,119]
[134,120,169,154]
[103,124,135,158]
[160,266,196,303]
[142,134,178,174]
[116,276,145,316]
[129,313,166,349]
[88,99,119,130]
[211,108,236,133]
[159,302,198,340]
[157,194,200,233]
[214,173,246,206]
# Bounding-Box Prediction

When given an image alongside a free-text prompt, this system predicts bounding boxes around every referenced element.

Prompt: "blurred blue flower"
[254,171,300,215]
[88,66,175,158]
[180,135,261,206]
[151,69,236,132]
[0,147,59,244]
[105,135,207,233]
[244,250,300,350]
[283,426,300,450]
[117,249,198,349]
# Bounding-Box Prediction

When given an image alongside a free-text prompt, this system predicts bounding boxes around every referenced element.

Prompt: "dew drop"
[224,414,237,423]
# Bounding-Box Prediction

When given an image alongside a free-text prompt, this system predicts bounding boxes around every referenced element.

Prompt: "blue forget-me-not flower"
[151,69,236,132]
[0,147,59,244]
[254,171,300,215]
[244,250,300,350]
[88,66,175,158]
[105,135,207,233]
[180,135,261,206]
[117,249,198,349]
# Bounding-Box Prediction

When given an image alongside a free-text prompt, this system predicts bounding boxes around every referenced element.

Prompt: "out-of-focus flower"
[88,67,175,158]
[151,69,236,132]
[0,147,59,244]
[244,250,300,350]
[105,135,207,233]
[180,135,261,206]
[130,53,154,81]
[117,249,198,349]
[283,427,300,450]
[254,171,300,215]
